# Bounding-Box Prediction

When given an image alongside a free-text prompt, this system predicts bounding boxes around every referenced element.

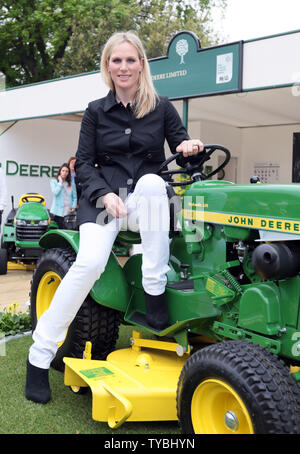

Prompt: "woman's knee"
[136,173,167,197]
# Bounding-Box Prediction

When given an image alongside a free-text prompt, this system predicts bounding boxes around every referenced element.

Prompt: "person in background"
[0,166,7,229]
[49,163,77,229]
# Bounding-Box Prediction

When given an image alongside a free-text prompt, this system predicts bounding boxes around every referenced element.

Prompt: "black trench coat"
[75,90,189,226]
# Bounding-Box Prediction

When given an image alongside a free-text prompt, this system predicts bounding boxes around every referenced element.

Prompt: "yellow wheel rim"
[36,271,65,348]
[70,386,81,393]
[191,378,254,434]
[36,271,61,319]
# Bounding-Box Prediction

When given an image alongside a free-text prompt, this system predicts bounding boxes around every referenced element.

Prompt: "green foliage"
[0,0,227,87]
[0,303,31,336]
[137,0,227,59]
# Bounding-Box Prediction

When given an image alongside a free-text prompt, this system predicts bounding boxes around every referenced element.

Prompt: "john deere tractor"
[0,193,58,274]
[29,146,300,434]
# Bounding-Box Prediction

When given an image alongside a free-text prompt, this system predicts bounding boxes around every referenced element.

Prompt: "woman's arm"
[75,104,113,202]
[70,181,77,210]
[50,179,63,196]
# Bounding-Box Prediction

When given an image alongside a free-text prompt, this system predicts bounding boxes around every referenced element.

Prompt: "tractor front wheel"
[177,340,300,434]
[30,247,120,371]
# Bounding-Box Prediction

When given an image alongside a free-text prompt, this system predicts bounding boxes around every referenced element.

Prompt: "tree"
[0,0,227,87]
[0,0,138,86]
[55,1,138,77]
[136,0,227,58]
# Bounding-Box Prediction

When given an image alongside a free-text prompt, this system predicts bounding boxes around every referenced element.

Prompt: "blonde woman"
[26,31,203,404]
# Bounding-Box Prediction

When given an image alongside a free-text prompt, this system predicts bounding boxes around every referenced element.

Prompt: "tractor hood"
[183,181,300,237]
[16,202,49,221]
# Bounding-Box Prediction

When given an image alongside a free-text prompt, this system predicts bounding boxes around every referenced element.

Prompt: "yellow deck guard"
[63,331,189,429]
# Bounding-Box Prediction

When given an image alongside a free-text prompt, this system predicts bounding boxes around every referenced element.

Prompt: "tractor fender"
[39,229,80,252]
[39,230,129,313]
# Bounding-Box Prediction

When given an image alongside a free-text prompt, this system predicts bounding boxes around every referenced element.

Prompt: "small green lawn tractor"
[30,146,300,434]
[0,193,58,274]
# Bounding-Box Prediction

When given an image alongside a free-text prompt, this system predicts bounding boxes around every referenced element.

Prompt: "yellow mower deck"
[7,261,35,271]
[63,331,189,429]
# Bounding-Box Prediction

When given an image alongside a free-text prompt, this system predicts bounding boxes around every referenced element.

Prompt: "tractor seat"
[18,193,46,206]
[117,230,141,244]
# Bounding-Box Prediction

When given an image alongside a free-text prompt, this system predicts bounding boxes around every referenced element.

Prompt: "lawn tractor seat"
[18,193,46,206]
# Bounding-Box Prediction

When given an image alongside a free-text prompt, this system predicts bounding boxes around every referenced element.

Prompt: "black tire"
[30,247,120,371]
[1,238,8,249]
[177,340,300,434]
[0,248,7,275]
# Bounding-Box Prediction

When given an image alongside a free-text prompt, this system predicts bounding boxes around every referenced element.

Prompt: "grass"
[0,325,181,435]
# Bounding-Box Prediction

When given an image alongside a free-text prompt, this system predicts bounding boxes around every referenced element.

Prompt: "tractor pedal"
[167,280,194,291]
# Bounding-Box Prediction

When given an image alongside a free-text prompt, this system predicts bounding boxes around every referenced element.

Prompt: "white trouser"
[29,174,170,369]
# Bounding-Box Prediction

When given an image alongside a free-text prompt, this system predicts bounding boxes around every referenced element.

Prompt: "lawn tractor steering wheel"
[158,144,231,186]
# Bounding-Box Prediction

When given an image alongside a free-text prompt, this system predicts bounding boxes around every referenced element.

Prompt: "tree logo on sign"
[176,39,189,64]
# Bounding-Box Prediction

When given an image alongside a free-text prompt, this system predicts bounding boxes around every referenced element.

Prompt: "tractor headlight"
[39,220,49,226]
[16,219,26,225]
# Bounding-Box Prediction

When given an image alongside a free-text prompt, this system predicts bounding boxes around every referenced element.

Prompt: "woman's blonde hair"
[100,31,158,119]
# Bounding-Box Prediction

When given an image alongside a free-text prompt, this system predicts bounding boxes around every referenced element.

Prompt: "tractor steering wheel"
[158,144,231,186]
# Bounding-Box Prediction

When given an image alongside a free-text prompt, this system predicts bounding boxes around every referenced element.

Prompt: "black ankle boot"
[25,359,51,404]
[145,292,169,330]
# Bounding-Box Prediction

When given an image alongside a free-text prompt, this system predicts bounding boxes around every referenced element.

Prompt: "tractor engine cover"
[252,242,300,280]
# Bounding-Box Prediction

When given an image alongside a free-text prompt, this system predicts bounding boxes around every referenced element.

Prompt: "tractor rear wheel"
[177,340,300,434]
[30,247,120,371]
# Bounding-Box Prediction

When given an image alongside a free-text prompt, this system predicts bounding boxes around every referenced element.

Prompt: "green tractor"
[0,193,58,274]
[29,146,300,434]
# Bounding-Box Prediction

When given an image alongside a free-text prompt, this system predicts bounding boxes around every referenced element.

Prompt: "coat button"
[147,153,152,159]
[127,178,133,185]
[125,128,131,135]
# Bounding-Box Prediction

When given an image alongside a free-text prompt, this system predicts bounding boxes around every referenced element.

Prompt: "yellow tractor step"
[63,332,189,429]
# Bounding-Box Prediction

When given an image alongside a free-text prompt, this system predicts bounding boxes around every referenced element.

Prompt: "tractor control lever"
[180,264,191,280]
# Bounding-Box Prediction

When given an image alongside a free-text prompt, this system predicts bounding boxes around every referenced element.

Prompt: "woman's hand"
[176,139,204,157]
[102,192,128,218]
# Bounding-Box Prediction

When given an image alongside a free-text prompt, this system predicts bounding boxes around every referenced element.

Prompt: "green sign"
[80,367,114,379]
[150,31,242,99]
[0,160,60,177]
